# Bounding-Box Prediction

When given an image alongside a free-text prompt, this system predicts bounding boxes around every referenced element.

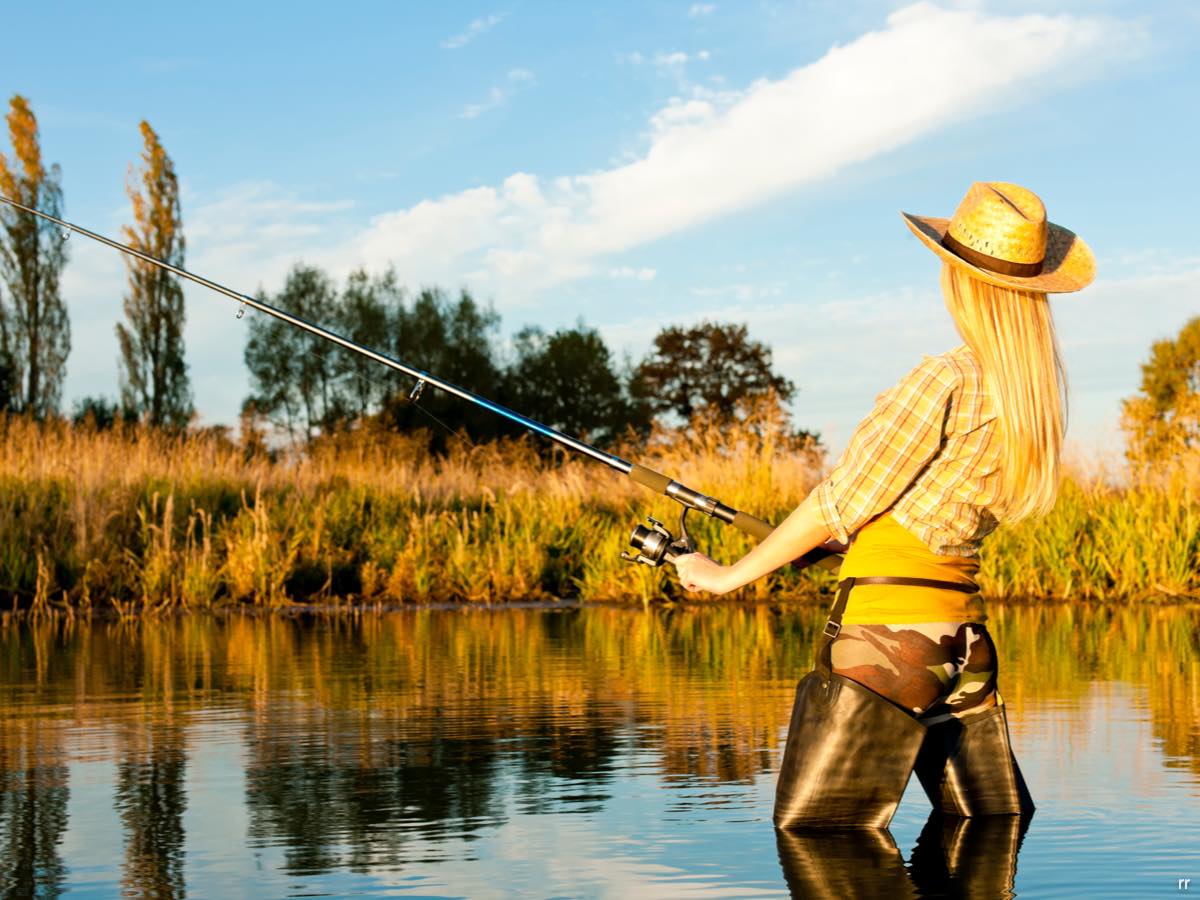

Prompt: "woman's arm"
[673,491,831,594]
[673,355,959,595]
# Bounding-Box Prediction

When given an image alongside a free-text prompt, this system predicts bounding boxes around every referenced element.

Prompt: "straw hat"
[902,182,1094,293]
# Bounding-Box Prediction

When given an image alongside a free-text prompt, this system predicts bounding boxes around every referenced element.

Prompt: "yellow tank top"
[838,514,986,624]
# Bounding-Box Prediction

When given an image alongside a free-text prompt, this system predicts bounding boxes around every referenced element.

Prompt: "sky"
[3,0,1199,457]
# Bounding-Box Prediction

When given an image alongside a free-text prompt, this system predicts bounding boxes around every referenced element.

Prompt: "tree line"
[241,266,801,447]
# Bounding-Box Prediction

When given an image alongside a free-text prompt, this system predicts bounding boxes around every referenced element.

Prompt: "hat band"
[942,232,1043,277]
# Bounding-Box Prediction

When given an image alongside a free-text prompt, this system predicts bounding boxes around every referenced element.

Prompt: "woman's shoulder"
[894,345,976,394]
[927,345,994,425]
[911,345,984,389]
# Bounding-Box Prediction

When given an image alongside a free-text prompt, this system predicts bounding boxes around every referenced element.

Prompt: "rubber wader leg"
[775,826,919,900]
[907,811,1032,897]
[773,671,927,830]
[914,701,1035,817]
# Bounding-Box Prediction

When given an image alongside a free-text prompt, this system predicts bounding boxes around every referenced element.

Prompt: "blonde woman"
[674,182,1093,828]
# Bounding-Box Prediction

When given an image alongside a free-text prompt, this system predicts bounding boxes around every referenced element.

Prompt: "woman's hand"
[669,493,833,597]
[673,552,734,595]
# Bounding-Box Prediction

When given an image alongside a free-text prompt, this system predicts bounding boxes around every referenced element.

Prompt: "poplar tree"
[116,120,192,428]
[0,95,70,417]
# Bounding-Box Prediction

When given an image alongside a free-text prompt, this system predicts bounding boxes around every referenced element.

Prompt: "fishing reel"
[621,507,694,568]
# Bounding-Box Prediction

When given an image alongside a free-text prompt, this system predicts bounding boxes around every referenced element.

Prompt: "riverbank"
[1,416,1196,611]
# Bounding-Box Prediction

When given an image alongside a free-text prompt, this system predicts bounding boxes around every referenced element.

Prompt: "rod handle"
[731,510,774,540]
[629,463,672,494]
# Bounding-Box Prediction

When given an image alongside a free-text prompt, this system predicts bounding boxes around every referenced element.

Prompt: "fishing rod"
[0,195,843,575]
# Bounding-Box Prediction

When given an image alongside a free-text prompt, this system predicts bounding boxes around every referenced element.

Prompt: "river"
[1,603,1196,897]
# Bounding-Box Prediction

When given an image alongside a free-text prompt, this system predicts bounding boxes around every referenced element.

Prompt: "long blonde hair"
[940,263,1067,521]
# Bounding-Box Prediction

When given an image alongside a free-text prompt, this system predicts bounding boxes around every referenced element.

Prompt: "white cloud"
[460,68,537,119]
[609,266,657,281]
[648,97,718,132]
[342,3,1128,302]
[689,3,716,17]
[461,89,506,120]
[441,12,506,50]
[689,281,786,302]
[621,49,710,70]
[654,51,690,67]
[651,49,711,73]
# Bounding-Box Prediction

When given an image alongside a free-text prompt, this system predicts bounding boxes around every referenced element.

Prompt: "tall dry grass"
[0,405,828,610]
[0,411,1195,611]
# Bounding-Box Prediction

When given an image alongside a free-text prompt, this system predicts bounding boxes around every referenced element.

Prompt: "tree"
[71,395,125,429]
[0,95,70,417]
[242,270,508,446]
[333,268,399,418]
[1121,316,1200,465]
[116,120,192,429]
[383,287,507,444]
[243,264,340,442]
[632,321,795,423]
[506,323,632,444]
[0,354,13,411]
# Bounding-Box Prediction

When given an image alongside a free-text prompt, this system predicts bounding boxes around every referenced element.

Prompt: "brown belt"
[821,575,980,640]
[848,576,980,592]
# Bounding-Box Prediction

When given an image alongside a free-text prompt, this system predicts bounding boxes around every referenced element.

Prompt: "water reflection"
[244,717,509,874]
[115,724,187,897]
[776,814,1030,899]
[0,604,1195,897]
[0,741,69,899]
[776,825,917,899]
[912,814,1030,897]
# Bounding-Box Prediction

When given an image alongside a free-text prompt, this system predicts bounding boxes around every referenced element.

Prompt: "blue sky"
[5,0,1200,455]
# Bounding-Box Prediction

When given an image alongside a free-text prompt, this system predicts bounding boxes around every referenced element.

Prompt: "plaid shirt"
[813,345,1002,557]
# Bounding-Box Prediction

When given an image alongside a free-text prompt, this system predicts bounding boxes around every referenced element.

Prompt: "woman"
[674,182,1093,827]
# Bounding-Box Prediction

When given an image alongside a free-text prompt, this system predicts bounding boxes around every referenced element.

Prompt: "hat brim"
[901,212,1095,294]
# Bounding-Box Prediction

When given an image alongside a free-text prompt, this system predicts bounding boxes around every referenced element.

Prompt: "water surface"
[1,604,1197,897]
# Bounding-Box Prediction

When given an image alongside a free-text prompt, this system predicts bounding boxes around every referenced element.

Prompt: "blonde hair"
[940,264,1067,522]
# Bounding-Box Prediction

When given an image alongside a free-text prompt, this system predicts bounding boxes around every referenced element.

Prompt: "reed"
[0,413,1195,610]
[981,461,1200,601]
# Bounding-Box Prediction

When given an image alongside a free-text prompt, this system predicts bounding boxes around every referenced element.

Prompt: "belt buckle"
[822,620,841,638]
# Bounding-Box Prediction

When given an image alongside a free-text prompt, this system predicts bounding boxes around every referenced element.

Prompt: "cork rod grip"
[731,510,775,540]
[628,463,673,495]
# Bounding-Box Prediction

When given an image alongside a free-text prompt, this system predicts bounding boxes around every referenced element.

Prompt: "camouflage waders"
[773,577,1034,830]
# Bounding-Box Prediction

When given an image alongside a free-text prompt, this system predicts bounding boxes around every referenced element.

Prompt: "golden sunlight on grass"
[0,411,1196,611]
